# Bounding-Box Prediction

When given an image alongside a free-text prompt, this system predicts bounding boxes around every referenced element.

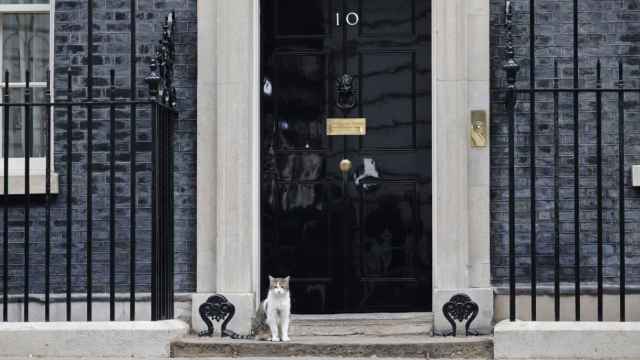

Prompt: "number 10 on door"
[336,12,359,26]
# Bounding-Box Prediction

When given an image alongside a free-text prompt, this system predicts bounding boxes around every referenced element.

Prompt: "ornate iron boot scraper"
[198,294,251,338]
[442,293,479,336]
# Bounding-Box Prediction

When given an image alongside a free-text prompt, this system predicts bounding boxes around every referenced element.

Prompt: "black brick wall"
[0,0,196,295]
[491,0,640,289]
[19,0,638,298]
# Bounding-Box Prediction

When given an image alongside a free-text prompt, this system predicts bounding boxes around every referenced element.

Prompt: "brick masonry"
[491,0,640,289]
[11,0,637,300]
[0,0,196,295]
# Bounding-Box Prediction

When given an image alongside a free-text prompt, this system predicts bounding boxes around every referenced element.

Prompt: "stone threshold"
[291,312,433,321]
[171,335,493,359]
[289,312,433,337]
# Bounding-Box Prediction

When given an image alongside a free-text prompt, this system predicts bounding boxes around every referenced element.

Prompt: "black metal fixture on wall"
[336,73,357,111]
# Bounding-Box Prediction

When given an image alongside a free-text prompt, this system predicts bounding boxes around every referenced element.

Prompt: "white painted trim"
[0,158,59,194]
[195,0,217,294]
[0,173,58,194]
[251,0,261,306]
[0,4,50,13]
[0,1,56,185]
[4,82,47,87]
[430,0,492,333]
[194,0,491,332]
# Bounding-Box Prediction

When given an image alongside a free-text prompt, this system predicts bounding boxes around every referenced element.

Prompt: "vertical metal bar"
[163,108,169,319]
[86,107,93,322]
[86,0,94,322]
[164,108,170,318]
[164,108,170,319]
[2,71,8,322]
[508,95,516,321]
[23,70,31,322]
[129,107,136,321]
[553,59,560,321]
[596,59,603,322]
[44,69,52,322]
[66,69,73,321]
[504,0,520,322]
[168,111,175,318]
[618,60,626,322]
[130,0,136,99]
[129,0,137,322]
[145,53,160,321]
[528,0,537,321]
[87,0,94,99]
[572,0,581,321]
[158,107,165,319]
[109,70,116,321]
[150,102,158,321]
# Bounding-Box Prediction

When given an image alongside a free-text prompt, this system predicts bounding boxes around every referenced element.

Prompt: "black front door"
[261,0,432,313]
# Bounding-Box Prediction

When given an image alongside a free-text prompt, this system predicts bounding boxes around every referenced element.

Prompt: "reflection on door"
[261,0,432,313]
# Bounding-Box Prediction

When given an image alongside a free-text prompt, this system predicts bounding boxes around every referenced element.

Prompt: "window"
[0,0,55,193]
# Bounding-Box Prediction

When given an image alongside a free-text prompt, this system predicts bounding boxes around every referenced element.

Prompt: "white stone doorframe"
[195,0,493,335]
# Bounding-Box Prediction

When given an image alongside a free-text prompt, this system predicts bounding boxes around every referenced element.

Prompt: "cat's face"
[269,275,290,295]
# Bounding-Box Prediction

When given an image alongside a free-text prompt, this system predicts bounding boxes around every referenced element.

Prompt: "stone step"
[289,312,433,336]
[171,335,494,359]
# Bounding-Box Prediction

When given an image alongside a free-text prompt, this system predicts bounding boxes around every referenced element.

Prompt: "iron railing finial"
[503,0,520,96]
[145,11,177,107]
[145,55,161,99]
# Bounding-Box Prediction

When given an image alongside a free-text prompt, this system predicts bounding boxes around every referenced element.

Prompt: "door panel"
[358,0,417,37]
[275,0,332,37]
[273,52,330,150]
[357,51,416,149]
[261,0,431,314]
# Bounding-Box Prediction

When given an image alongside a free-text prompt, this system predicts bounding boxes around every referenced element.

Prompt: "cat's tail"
[223,329,255,339]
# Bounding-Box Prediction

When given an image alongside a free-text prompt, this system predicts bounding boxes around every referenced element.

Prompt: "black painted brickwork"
[19,0,640,297]
[491,0,640,289]
[0,0,196,295]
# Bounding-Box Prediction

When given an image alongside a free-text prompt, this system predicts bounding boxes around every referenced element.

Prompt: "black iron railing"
[501,0,636,322]
[0,12,176,322]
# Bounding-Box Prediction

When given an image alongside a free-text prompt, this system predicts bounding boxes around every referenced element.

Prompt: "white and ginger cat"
[252,275,291,342]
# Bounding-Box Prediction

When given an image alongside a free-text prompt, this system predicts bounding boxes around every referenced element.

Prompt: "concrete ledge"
[0,320,189,358]
[495,320,640,359]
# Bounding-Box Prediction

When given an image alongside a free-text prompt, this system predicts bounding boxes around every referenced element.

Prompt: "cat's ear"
[284,276,290,282]
[269,275,274,282]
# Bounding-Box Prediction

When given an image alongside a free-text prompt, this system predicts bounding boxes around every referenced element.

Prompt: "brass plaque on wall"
[326,118,367,136]
[470,110,488,147]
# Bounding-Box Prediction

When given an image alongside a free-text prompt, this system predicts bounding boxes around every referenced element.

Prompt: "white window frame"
[0,1,57,194]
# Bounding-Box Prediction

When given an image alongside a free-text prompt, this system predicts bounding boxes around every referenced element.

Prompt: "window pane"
[1,87,47,158]
[3,13,49,83]
[0,1,48,4]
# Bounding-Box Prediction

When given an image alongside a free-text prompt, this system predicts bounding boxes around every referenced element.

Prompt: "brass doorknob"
[339,159,352,173]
